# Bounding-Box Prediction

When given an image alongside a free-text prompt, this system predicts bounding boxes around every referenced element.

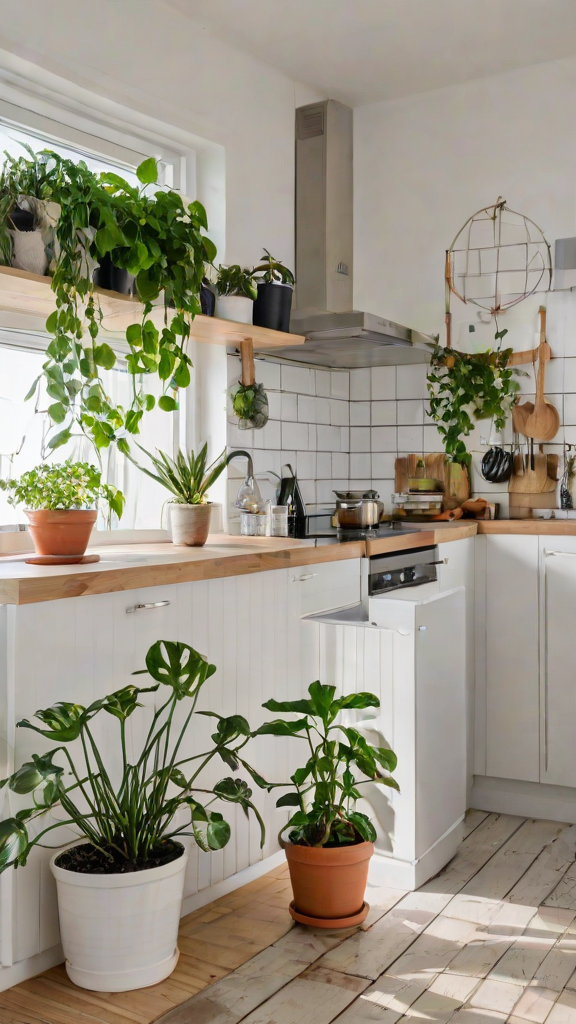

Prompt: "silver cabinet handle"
[292,573,318,582]
[545,550,576,557]
[126,601,170,614]
[418,625,427,631]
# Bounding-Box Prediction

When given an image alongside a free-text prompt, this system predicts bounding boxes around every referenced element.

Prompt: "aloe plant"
[135,443,235,504]
[0,640,267,871]
[254,681,398,848]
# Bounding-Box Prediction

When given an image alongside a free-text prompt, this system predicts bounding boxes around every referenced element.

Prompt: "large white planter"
[216,294,253,324]
[169,502,212,546]
[50,845,188,991]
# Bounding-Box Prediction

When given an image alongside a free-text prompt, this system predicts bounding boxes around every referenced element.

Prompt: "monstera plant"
[0,640,267,991]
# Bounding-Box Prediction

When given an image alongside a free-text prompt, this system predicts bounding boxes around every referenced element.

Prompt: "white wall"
[354,54,576,339]
[0,0,320,268]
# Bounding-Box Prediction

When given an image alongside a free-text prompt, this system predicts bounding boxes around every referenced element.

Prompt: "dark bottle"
[277,463,306,538]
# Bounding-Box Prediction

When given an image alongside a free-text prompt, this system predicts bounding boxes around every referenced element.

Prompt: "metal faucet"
[228,450,263,512]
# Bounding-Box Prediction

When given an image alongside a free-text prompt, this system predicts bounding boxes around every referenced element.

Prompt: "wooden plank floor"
[5,811,576,1024]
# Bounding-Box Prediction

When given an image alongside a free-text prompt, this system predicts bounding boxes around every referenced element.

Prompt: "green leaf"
[126,323,142,346]
[17,702,89,742]
[206,818,231,850]
[252,718,309,737]
[93,343,116,370]
[136,157,158,185]
[308,680,337,722]
[347,811,377,843]
[338,692,380,711]
[262,698,313,715]
[48,402,66,424]
[24,375,41,402]
[47,427,72,450]
[45,310,58,334]
[173,360,190,389]
[0,818,28,870]
[158,395,178,412]
[139,640,216,699]
[275,792,302,808]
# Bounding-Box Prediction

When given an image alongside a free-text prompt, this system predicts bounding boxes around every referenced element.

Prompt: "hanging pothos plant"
[5,150,216,454]
[426,329,521,467]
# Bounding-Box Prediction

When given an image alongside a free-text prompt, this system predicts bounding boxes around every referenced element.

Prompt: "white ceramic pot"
[10,226,47,275]
[50,845,188,992]
[169,502,212,546]
[216,294,253,324]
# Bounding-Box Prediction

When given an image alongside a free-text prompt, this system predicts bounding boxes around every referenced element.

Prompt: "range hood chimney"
[273,99,433,368]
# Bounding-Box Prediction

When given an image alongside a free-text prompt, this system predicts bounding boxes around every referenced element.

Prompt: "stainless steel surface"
[275,99,434,369]
[291,572,318,582]
[334,492,384,528]
[231,450,263,512]
[126,601,171,614]
[334,488,380,500]
[368,544,439,596]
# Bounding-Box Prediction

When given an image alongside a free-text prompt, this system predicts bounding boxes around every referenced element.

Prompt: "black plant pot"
[253,282,293,333]
[9,208,35,232]
[94,253,136,296]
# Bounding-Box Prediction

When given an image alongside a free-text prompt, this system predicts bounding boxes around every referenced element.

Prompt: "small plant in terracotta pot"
[0,460,124,560]
[137,443,238,546]
[254,681,398,928]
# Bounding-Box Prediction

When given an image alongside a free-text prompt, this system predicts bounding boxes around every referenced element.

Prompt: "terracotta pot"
[169,503,212,546]
[25,509,97,557]
[285,840,373,922]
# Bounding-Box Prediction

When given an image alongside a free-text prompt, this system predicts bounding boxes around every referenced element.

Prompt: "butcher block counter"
[0,523,478,605]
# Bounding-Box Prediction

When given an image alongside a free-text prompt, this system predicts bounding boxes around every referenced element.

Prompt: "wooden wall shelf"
[0,265,304,351]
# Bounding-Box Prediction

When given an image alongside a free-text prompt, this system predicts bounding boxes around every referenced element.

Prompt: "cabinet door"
[540,537,576,786]
[484,535,539,782]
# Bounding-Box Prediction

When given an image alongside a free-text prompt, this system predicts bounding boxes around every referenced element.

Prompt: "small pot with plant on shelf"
[215,264,257,324]
[252,249,295,333]
[0,145,61,276]
[137,443,240,546]
[254,680,398,928]
[0,460,124,564]
[0,639,267,991]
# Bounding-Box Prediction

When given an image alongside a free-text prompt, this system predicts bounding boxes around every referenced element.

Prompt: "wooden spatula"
[524,307,560,442]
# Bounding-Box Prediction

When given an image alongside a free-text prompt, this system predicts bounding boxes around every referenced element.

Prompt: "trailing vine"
[1,150,216,455]
[426,329,521,467]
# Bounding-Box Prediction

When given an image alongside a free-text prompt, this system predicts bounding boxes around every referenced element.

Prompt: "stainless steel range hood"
[273,99,433,368]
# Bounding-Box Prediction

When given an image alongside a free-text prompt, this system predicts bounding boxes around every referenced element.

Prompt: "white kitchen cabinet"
[475,534,540,783]
[539,536,576,788]
[0,557,360,989]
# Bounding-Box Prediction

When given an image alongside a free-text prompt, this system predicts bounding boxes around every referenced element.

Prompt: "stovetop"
[308,521,425,544]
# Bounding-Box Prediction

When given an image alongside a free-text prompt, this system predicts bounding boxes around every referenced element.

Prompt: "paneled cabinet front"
[539,536,576,788]
[0,558,360,982]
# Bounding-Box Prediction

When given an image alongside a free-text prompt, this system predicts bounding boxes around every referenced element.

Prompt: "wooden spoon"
[512,398,534,436]
[524,307,560,441]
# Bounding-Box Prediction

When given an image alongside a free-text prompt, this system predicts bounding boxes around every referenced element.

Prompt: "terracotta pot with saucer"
[284,840,373,928]
[25,509,98,564]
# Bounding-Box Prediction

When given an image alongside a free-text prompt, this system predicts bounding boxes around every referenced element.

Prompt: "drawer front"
[291,558,361,615]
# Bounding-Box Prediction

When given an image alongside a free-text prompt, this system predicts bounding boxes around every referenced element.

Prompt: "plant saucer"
[288,900,369,929]
[25,553,101,566]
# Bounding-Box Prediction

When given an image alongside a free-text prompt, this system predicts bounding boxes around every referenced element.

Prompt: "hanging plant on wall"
[230,381,269,430]
[0,149,216,454]
[426,329,521,467]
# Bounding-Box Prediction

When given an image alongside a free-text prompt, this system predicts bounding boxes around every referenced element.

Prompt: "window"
[0,120,180,532]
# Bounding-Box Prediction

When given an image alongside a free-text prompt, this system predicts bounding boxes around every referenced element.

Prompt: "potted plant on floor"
[0,460,124,561]
[254,680,398,928]
[252,249,295,333]
[0,639,267,991]
[215,264,257,324]
[136,443,237,546]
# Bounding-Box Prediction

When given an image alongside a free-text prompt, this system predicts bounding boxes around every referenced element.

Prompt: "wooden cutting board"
[394,454,470,509]
[508,453,558,494]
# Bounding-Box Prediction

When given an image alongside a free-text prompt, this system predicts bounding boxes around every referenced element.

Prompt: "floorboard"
[5,810,576,1024]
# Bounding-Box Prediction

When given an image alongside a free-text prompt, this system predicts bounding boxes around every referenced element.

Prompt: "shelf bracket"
[239,338,255,386]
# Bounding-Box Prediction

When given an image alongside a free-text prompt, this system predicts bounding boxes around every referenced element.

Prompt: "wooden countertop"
[0,524,477,606]
[478,519,576,534]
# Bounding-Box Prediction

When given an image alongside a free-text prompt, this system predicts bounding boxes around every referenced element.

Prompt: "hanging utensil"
[523,307,560,442]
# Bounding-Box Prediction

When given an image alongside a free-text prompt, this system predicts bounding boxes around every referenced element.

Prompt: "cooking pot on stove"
[333,489,385,529]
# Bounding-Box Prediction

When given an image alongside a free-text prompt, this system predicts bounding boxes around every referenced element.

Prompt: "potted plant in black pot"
[252,249,295,333]
[215,264,257,324]
[254,680,398,928]
[0,639,267,991]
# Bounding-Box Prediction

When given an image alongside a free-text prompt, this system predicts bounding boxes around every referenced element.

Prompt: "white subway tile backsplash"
[283,421,309,450]
[255,359,281,390]
[564,393,576,425]
[423,424,444,452]
[281,364,315,395]
[371,366,396,400]
[297,451,317,480]
[259,419,281,450]
[350,368,371,400]
[229,421,254,448]
[371,426,397,451]
[396,363,428,400]
[350,453,371,478]
[298,395,317,423]
[331,372,350,399]
[317,425,342,451]
[350,402,371,426]
[330,399,349,426]
[267,391,282,419]
[315,370,332,397]
[398,424,425,452]
[227,354,241,387]
[332,453,349,477]
[281,393,298,421]
[350,426,371,452]
[300,480,316,505]
[372,452,396,478]
[371,401,396,426]
[308,424,318,450]
[316,452,332,478]
[397,399,425,425]
[340,427,350,451]
[316,397,331,424]
[317,479,337,502]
